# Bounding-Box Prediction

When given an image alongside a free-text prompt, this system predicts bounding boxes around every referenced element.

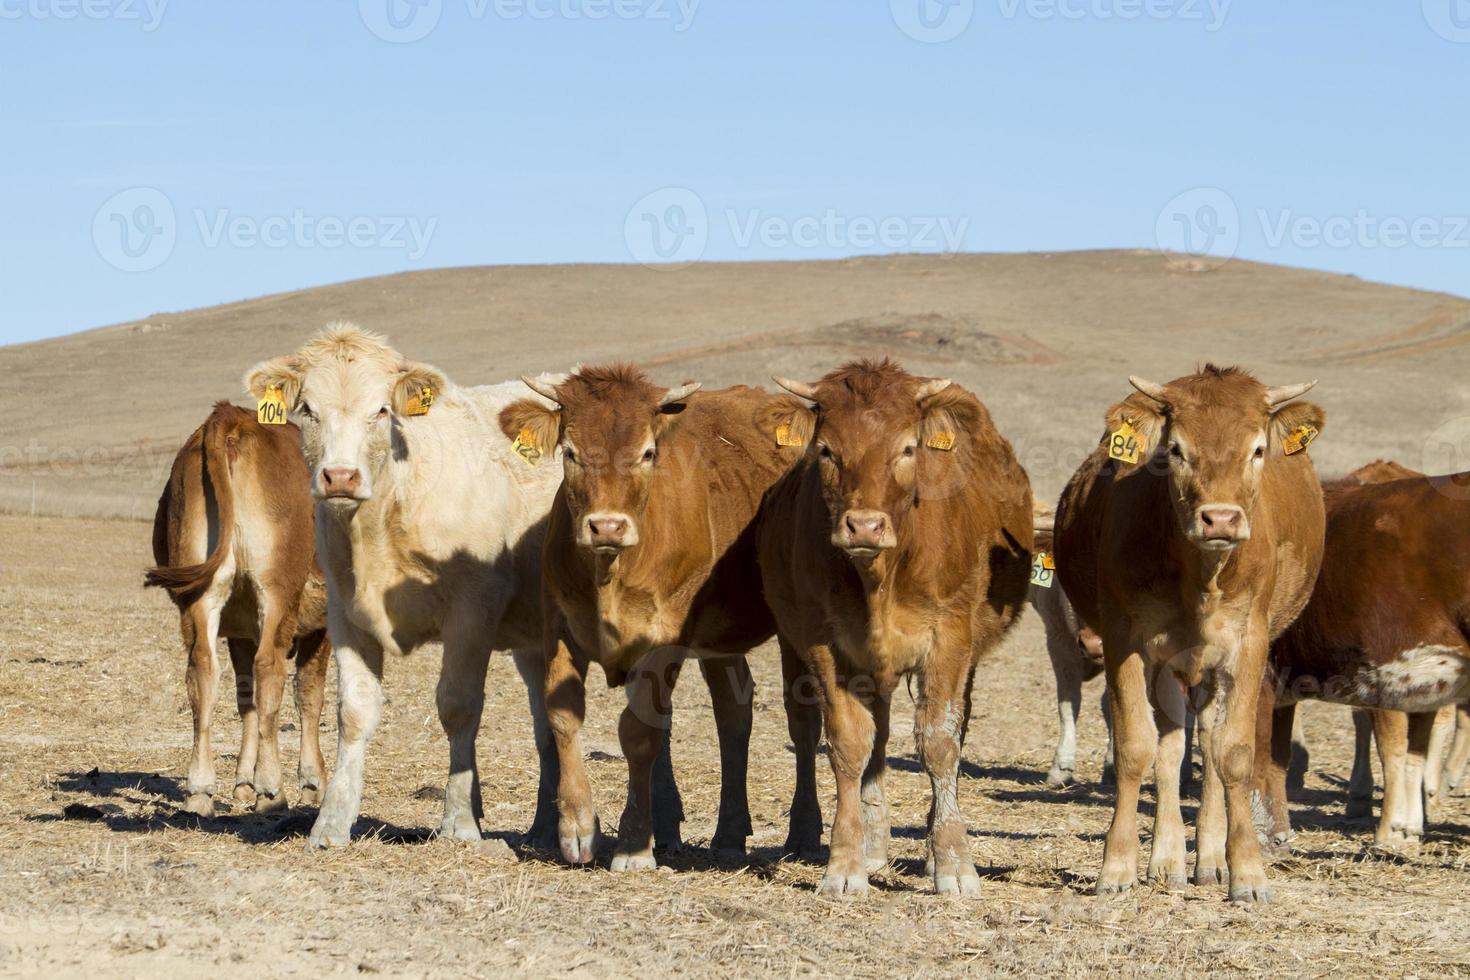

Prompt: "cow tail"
[144,408,237,598]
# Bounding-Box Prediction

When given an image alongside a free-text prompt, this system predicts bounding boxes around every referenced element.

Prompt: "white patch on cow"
[1341,645,1470,713]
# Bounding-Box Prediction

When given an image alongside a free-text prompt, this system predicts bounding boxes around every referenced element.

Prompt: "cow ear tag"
[512,427,542,465]
[774,420,804,448]
[1108,419,1143,465]
[404,384,434,417]
[1283,424,1318,456]
[257,385,287,426]
[1030,551,1056,588]
[926,430,956,451]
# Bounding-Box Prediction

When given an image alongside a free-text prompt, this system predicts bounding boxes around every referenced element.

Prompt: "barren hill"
[4,250,1467,517]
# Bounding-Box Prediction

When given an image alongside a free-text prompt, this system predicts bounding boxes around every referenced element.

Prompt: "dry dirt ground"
[4,513,1470,978]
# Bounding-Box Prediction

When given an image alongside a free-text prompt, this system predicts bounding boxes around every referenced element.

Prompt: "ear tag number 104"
[1108,419,1142,465]
[257,385,287,426]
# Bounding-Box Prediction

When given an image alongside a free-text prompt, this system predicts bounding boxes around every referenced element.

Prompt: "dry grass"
[5,513,1470,977]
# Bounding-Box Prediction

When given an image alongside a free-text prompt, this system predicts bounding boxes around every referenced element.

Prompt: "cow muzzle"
[1190,504,1249,550]
[835,509,895,557]
[581,512,639,554]
[317,466,367,502]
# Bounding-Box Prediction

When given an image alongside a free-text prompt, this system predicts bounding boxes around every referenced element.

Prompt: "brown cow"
[1055,365,1326,903]
[146,403,330,817]
[1257,464,1470,848]
[498,366,812,868]
[756,360,1032,895]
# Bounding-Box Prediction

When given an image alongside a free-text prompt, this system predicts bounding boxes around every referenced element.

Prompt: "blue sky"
[2,0,1466,345]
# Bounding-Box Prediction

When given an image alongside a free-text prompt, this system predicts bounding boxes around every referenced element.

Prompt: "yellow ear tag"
[404,384,434,417]
[511,427,542,465]
[926,430,956,452]
[257,385,287,426]
[774,421,804,448]
[1030,551,1056,588]
[1108,419,1143,465]
[1283,424,1318,456]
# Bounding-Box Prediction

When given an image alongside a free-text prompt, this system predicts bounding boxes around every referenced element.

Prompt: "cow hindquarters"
[306,622,385,849]
[699,655,754,857]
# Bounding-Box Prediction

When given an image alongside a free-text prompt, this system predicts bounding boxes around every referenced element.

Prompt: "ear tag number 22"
[1108,419,1142,465]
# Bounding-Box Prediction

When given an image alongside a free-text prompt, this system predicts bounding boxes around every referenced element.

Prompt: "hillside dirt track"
[4,252,1470,976]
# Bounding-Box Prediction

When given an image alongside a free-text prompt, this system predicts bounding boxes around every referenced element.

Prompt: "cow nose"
[587,516,629,548]
[843,510,888,549]
[1199,506,1245,540]
[320,467,362,498]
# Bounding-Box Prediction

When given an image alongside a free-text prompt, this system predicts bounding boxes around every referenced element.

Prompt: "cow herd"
[144,322,1470,905]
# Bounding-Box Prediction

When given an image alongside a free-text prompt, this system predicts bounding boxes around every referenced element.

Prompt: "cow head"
[1117,365,1325,552]
[243,323,447,507]
[498,365,700,555]
[772,359,984,561]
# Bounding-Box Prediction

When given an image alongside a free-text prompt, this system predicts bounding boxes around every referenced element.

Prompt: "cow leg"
[863,690,893,874]
[1193,677,1227,887]
[306,623,384,849]
[436,616,494,842]
[1424,705,1454,823]
[780,636,823,859]
[1097,639,1153,895]
[226,637,260,805]
[612,648,681,871]
[699,655,754,857]
[1261,699,1296,853]
[1404,710,1436,841]
[1445,704,1470,792]
[815,655,877,896]
[1100,684,1116,787]
[511,646,560,851]
[182,603,224,817]
[915,657,980,897]
[1045,623,1086,788]
[1210,630,1274,904]
[1148,668,1188,890]
[1287,709,1310,795]
[292,630,330,806]
[1372,709,1409,847]
[248,607,293,814]
[1347,708,1375,819]
[650,663,685,855]
[546,627,597,865]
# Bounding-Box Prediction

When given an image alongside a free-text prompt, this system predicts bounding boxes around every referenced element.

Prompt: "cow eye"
[902,445,916,458]
[563,447,577,464]
[299,401,317,422]
[641,447,656,463]
[818,445,833,460]
[1169,443,1184,460]
[1253,445,1266,460]
[376,406,389,419]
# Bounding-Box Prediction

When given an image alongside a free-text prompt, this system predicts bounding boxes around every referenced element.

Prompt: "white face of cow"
[246,337,446,509]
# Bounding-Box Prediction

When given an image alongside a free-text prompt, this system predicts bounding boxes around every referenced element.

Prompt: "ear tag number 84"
[1108,419,1142,465]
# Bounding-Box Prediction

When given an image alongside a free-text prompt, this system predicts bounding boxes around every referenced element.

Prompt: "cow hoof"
[1160,873,1189,892]
[1094,875,1134,896]
[610,851,657,872]
[1045,767,1075,788]
[233,783,257,804]
[559,832,598,865]
[1345,799,1373,820]
[817,871,869,896]
[254,792,288,815]
[934,870,982,897]
[710,830,748,858]
[298,783,323,807]
[306,809,353,849]
[439,816,482,843]
[1194,864,1224,886]
[782,831,823,862]
[182,793,215,818]
[1228,881,1274,905]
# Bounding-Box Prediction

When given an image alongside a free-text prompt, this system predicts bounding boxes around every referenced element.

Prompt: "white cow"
[245,324,564,847]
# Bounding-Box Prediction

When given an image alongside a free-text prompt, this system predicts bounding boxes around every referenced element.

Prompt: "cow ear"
[243,356,303,409]
[498,398,561,455]
[758,396,816,451]
[917,383,985,452]
[1103,392,1166,457]
[392,362,449,416]
[1270,400,1326,454]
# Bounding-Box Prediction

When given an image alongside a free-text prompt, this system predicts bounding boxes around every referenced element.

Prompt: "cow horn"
[659,382,702,406]
[914,378,952,402]
[773,376,820,401]
[1265,380,1317,408]
[520,373,568,404]
[1128,376,1170,404]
